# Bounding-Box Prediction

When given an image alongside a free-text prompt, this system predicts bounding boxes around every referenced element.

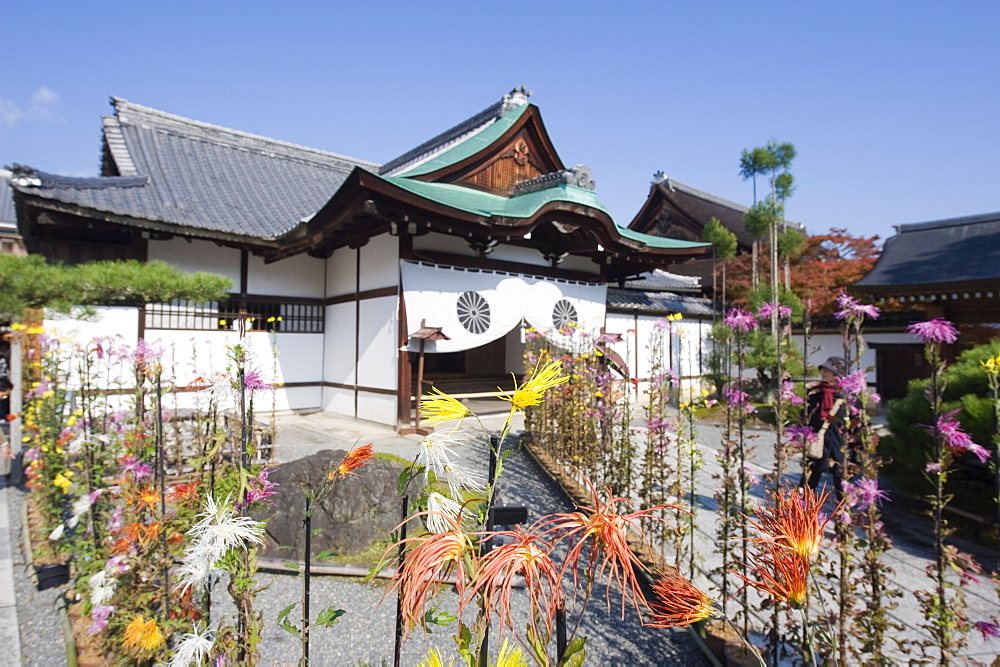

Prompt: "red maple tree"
[721,228,880,315]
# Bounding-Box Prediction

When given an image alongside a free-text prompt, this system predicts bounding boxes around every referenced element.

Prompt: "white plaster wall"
[42,307,322,413]
[321,386,354,416]
[806,331,915,385]
[146,238,241,288]
[326,246,357,297]
[488,243,550,268]
[359,235,399,291]
[323,303,356,385]
[357,391,396,425]
[605,312,711,400]
[247,253,325,298]
[557,255,601,275]
[357,296,398,391]
[413,232,475,258]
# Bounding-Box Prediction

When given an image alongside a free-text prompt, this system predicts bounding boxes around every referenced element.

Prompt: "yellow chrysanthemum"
[417,647,453,667]
[52,473,72,493]
[419,388,471,424]
[497,638,531,666]
[498,361,568,411]
[122,616,165,652]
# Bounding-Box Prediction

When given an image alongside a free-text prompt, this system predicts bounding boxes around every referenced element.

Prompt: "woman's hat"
[818,356,846,375]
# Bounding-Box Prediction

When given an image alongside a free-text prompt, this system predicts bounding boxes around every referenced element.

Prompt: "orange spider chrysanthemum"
[123,522,145,544]
[538,476,678,617]
[136,487,160,511]
[122,615,165,652]
[735,541,810,610]
[111,538,133,555]
[747,486,835,560]
[166,481,200,505]
[382,512,476,631]
[468,527,563,637]
[329,442,375,480]
[141,522,162,546]
[646,568,722,628]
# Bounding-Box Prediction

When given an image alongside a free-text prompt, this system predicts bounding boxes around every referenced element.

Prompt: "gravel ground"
[211,434,709,666]
[5,478,69,667]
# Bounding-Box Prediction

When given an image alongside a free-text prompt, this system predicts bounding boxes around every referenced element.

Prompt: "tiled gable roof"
[14,97,379,240]
[607,287,714,316]
[856,211,1000,292]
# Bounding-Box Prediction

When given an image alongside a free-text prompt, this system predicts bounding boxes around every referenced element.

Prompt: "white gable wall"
[248,252,324,297]
[147,238,241,287]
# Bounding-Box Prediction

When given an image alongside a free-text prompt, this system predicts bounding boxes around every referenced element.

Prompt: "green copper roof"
[373,171,709,251]
[616,225,710,250]
[395,103,530,177]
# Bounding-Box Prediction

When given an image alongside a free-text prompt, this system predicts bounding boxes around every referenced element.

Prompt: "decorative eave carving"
[512,165,596,195]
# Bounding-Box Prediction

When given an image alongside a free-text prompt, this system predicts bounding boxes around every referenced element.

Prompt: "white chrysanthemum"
[441,461,485,499]
[67,493,94,529]
[175,550,224,594]
[169,623,214,667]
[177,495,264,593]
[416,433,461,479]
[88,570,117,606]
[188,495,266,552]
[426,492,466,534]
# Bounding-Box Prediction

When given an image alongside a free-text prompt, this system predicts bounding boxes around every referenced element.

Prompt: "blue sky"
[2,1,997,245]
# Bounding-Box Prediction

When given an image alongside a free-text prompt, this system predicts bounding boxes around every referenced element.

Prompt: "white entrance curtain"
[400,260,607,353]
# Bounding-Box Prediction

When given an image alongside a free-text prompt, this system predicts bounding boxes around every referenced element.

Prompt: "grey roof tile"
[624,269,701,293]
[13,97,380,240]
[856,211,1000,291]
[607,287,715,316]
[0,172,16,227]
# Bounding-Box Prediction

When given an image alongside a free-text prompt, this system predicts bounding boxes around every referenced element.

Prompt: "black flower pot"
[35,563,70,591]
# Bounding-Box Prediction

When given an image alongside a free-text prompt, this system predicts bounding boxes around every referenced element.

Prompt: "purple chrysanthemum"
[937,413,990,462]
[780,380,804,406]
[724,308,758,333]
[849,477,889,511]
[785,423,816,448]
[242,369,273,393]
[723,385,755,413]
[88,604,114,634]
[908,318,958,345]
[975,621,1000,642]
[835,290,881,321]
[840,370,868,398]
[925,462,942,474]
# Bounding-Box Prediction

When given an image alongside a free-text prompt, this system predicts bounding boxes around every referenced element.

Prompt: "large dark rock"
[252,449,403,559]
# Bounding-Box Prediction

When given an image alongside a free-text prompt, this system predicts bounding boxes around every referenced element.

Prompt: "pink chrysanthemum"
[975,620,1000,642]
[835,290,881,321]
[908,318,958,345]
[758,302,792,320]
[724,308,758,333]
[937,413,992,463]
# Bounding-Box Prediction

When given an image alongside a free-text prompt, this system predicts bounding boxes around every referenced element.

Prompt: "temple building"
[9,88,711,428]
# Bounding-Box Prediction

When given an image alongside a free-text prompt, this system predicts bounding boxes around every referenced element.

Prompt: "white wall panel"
[247,253,324,298]
[146,238,241,288]
[357,296,398,390]
[326,246,357,297]
[324,303,356,385]
[356,392,397,425]
[359,235,399,291]
[322,386,355,416]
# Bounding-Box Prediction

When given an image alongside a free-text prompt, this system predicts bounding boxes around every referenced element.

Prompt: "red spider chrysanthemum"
[735,541,810,609]
[468,527,563,637]
[746,486,834,560]
[382,512,476,632]
[135,487,160,511]
[330,442,375,480]
[646,568,722,628]
[538,476,678,617]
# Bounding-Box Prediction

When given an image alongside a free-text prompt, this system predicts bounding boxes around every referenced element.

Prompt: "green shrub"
[882,339,1000,498]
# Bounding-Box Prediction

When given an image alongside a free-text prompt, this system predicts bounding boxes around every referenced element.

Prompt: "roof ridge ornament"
[513,164,596,196]
[652,171,672,188]
[500,86,532,116]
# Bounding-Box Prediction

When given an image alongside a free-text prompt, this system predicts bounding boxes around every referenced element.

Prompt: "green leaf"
[282,561,301,572]
[310,527,325,537]
[559,637,588,667]
[276,602,300,638]
[315,607,345,627]
[422,608,457,630]
[314,549,339,562]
